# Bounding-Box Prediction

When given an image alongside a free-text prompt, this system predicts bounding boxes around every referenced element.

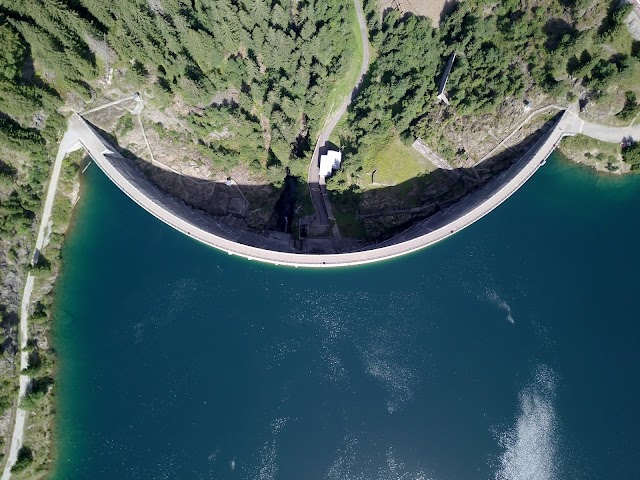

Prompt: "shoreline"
[0,147,84,478]
[1,0,638,476]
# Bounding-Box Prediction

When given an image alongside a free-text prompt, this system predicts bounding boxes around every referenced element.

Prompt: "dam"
[62,111,581,267]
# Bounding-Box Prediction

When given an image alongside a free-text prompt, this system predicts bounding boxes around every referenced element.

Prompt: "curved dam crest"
[62,112,580,268]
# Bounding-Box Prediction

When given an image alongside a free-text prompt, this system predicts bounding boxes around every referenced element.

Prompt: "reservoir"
[52,153,640,479]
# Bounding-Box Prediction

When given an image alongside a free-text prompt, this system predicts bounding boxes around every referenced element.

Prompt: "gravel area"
[378,0,452,26]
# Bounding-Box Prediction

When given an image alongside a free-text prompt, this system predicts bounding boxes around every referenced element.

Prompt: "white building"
[319,150,342,177]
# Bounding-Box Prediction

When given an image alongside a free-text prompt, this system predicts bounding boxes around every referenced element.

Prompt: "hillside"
[328,0,640,236]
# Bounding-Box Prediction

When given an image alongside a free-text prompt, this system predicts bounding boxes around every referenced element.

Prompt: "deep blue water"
[52,153,640,480]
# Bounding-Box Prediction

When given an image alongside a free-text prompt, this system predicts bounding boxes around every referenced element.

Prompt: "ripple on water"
[494,365,560,480]
[359,330,417,414]
[485,288,516,324]
[246,417,288,480]
[134,278,200,346]
[285,290,432,412]
[327,433,433,480]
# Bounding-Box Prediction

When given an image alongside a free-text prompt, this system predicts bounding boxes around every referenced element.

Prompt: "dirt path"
[1,275,33,480]
[479,104,564,162]
[1,125,83,477]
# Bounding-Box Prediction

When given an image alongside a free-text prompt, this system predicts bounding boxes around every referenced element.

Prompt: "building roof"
[319,150,342,177]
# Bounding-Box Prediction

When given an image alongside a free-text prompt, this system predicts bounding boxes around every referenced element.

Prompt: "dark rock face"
[268,172,298,233]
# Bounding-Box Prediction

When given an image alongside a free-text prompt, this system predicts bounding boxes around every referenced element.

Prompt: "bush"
[20,390,45,410]
[29,256,52,276]
[52,196,72,227]
[616,91,640,121]
[30,305,48,324]
[0,376,15,414]
[117,114,135,136]
[622,142,640,170]
[11,446,33,472]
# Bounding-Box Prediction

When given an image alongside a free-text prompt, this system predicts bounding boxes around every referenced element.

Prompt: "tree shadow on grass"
[440,0,460,24]
[544,18,577,51]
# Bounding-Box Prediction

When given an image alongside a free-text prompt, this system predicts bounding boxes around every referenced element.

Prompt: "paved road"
[37,93,140,257]
[2,122,86,478]
[0,105,596,476]
[307,0,371,232]
[68,111,577,267]
[32,131,82,264]
[578,119,640,143]
[1,126,85,479]
[80,93,140,115]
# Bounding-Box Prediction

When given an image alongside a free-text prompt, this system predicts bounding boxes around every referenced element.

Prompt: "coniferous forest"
[337,0,640,182]
[1,0,358,179]
[0,0,639,221]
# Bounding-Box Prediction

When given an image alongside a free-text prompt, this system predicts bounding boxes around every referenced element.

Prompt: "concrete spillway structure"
[70,111,578,268]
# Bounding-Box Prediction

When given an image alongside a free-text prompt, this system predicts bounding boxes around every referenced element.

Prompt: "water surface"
[53,153,640,479]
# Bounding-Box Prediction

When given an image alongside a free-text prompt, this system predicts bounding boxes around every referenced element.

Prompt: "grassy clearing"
[561,134,621,157]
[362,136,436,188]
[616,62,640,94]
[328,117,346,146]
[608,15,635,56]
[559,134,624,172]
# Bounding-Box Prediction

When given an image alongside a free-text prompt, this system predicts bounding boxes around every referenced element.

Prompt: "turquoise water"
[52,154,640,480]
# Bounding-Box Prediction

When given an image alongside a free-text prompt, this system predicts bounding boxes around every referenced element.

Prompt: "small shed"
[319,150,342,177]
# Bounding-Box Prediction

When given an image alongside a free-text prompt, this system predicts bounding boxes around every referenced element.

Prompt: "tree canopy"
[336,0,640,179]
